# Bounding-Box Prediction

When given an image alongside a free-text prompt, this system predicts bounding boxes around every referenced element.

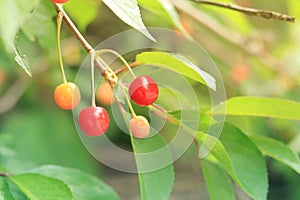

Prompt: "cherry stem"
[94,49,136,79]
[57,12,67,83]
[120,83,137,119]
[116,101,130,128]
[114,61,142,75]
[90,51,96,107]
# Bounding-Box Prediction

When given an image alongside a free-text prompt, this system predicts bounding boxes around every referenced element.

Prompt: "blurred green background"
[0,0,300,199]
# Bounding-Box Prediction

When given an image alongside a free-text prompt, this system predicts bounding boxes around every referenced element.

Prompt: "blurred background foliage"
[0,0,299,199]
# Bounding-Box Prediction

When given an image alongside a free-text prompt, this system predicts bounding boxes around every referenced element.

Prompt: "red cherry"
[51,0,68,3]
[54,82,81,110]
[129,76,159,106]
[78,106,110,136]
[130,116,150,138]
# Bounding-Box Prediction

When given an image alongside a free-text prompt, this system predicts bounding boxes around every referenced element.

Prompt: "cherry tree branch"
[53,3,93,53]
[0,78,29,114]
[170,0,285,73]
[0,172,12,177]
[193,0,295,23]
[52,3,107,73]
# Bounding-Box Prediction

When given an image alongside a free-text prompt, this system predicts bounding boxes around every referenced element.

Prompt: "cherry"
[78,106,110,136]
[130,116,150,138]
[54,82,81,110]
[96,82,115,106]
[230,64,250,84]
[129,76,159,106]
[51,0,68,3]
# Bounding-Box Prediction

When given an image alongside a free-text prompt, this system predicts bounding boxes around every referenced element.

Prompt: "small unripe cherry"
[51,0,68,3]
[54,82,81,110]
[129,75,159,106]
[96,82,115,106]
[78,106,110,136]
[130,116,150,138]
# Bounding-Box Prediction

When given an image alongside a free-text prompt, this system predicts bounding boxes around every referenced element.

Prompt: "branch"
[193,0,295,23]
[52,3,107,74]
[0,172,12,177]
[170,0,285,73]
[0,78,29,114]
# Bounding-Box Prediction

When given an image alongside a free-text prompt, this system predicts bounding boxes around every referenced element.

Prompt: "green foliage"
[250,134,300,174]
[212,97,300,120]
[132,135,174,200]
[0,0,39,50]
[136,52,216,90]
[64,0,98,32]
[32,165,120,200]
[10,173,73,200]
[13,46,32,77]
[22,0,56,49]
[201,160,236,200]
[0,178,14,200]
[0,0,39,77]
[196,123,268,200]
[102,0,155,41]
[0,0,300,200]
[137,0,190,37]
[0,129,119,199]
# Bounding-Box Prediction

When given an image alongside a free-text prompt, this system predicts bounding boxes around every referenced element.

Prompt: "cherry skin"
[51,0,68,3]
[96,82,115,106]
[78,106,110,136]
[129,76,159,106]
[230,64,250,84]
[130,116,150,138]
[54,82,81,110]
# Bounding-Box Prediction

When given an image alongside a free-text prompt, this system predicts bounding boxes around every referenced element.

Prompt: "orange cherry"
[96,82,115,106]
[54,82,81,110]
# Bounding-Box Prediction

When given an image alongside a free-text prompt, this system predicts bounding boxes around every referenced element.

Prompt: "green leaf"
[136,52,216,90]
[169,110,213,132]
[196,123,268,200]
[0,0,39,51]
[0,178,15,200]
[132,134,174,200]
[250,134,300,174]
[10,173,73,200]
[211,97,300,120]
[31,165,120,200]
[201,160,236,200]
[102,0,155,41]
[65,0,98,32]
[137,0,190,37]
[14,45,32,77]
[22,0,56,49]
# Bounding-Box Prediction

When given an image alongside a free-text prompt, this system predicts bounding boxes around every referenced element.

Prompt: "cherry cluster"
[55,74,159,138]
[52,1,159,138]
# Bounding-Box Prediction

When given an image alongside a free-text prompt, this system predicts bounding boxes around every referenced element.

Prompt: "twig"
[52,3,106,74]
[0,172,12,177]
[170,0,284,73]
[114,61,142,75]
[193,0,295,23]
[0,78,29,114]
